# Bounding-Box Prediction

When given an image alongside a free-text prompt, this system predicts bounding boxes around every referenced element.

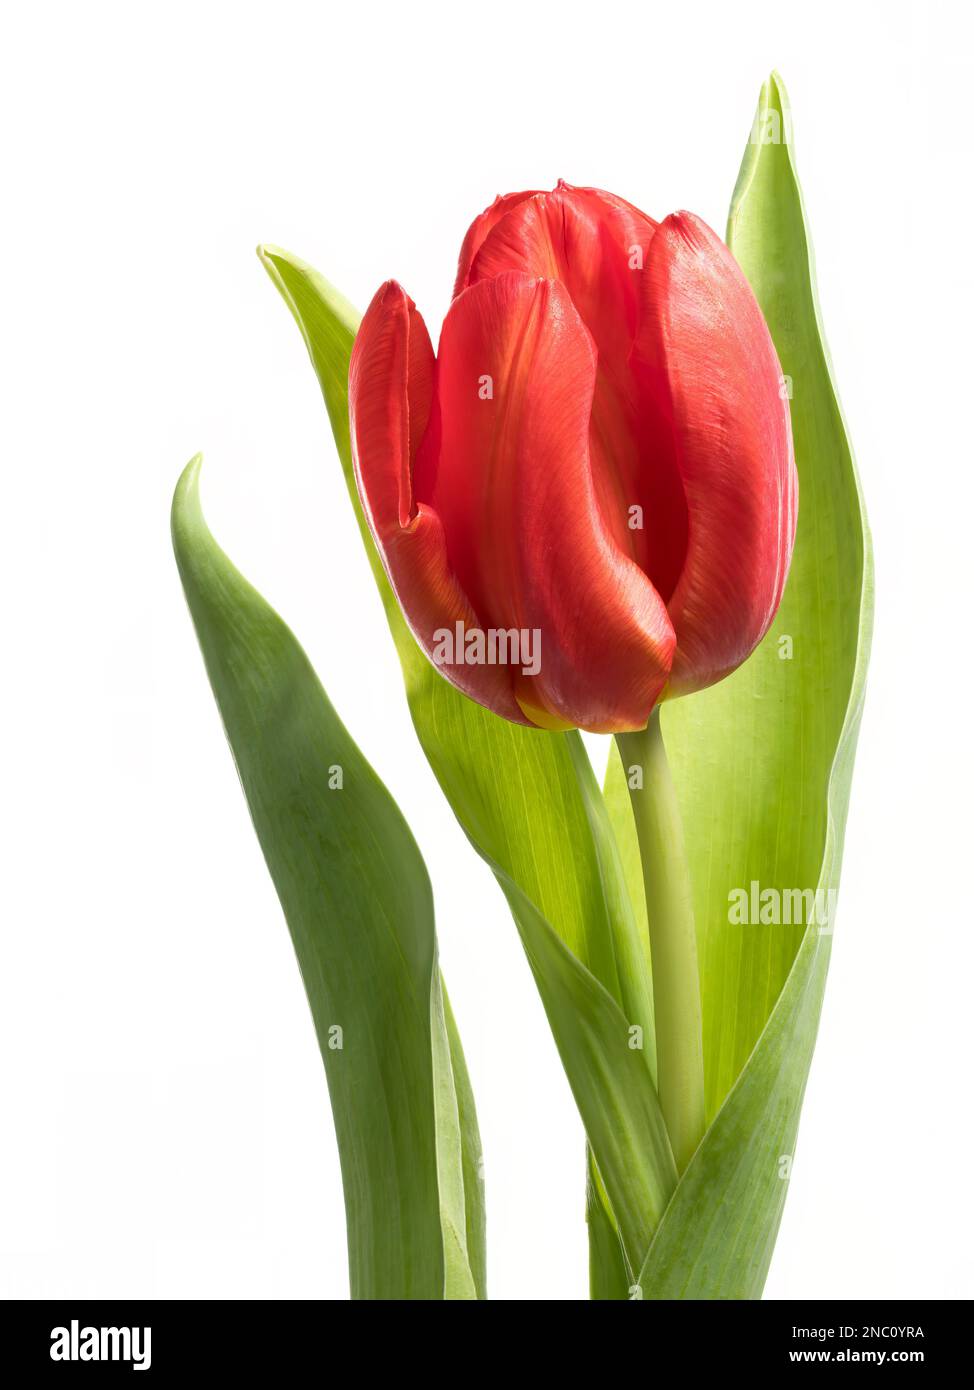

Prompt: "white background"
[1,0,971,1301]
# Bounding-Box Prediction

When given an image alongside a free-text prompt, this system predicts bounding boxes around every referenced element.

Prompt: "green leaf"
[495,869,676,1267]
[430,971,480,1299]
[259,247,675,1274]
[171,456,483,1300]
[586,1148,633,1300]
[618,71,874,1298]
[442,983,487,1299]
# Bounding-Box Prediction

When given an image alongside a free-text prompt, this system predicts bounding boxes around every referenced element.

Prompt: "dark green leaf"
[172,456,483,1299]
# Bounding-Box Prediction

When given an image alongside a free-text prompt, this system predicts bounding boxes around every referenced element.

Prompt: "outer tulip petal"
[452,190,542,298]
[414,271,675,733]
[349,280,529,723]
[634,212,797,695]
[466,183,685,591]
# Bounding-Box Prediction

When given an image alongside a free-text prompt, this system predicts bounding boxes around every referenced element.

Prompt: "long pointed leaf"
[259,246,673,1272]
[172,456,483,1299]
[623,72,873,1298]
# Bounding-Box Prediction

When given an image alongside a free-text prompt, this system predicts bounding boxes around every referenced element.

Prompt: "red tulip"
[349,182,797,734]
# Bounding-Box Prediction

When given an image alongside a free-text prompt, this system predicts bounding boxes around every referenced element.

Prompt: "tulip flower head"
[349,182,797,733]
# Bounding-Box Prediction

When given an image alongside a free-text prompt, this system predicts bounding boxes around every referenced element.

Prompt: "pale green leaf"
[622,72,873,1298]
[442,982,487,1299]
[259,247,674,1274]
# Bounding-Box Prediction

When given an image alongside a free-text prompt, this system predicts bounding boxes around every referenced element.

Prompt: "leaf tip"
[729,70,797,241]
[175,451,203,500]
[767,70,790,109]
[171,453,205,555]
[255,243,310,326]
[256,242,284,274]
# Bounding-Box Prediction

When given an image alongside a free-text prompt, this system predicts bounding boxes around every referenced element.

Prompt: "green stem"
[615,709,705,1172]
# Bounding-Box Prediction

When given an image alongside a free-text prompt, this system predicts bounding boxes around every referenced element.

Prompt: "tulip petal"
[452,190,543,298]
[349,280,528,723]
[635,212,797,695]
[416,270,675,733]
[467,184,685,593]
[468,182,656,371]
